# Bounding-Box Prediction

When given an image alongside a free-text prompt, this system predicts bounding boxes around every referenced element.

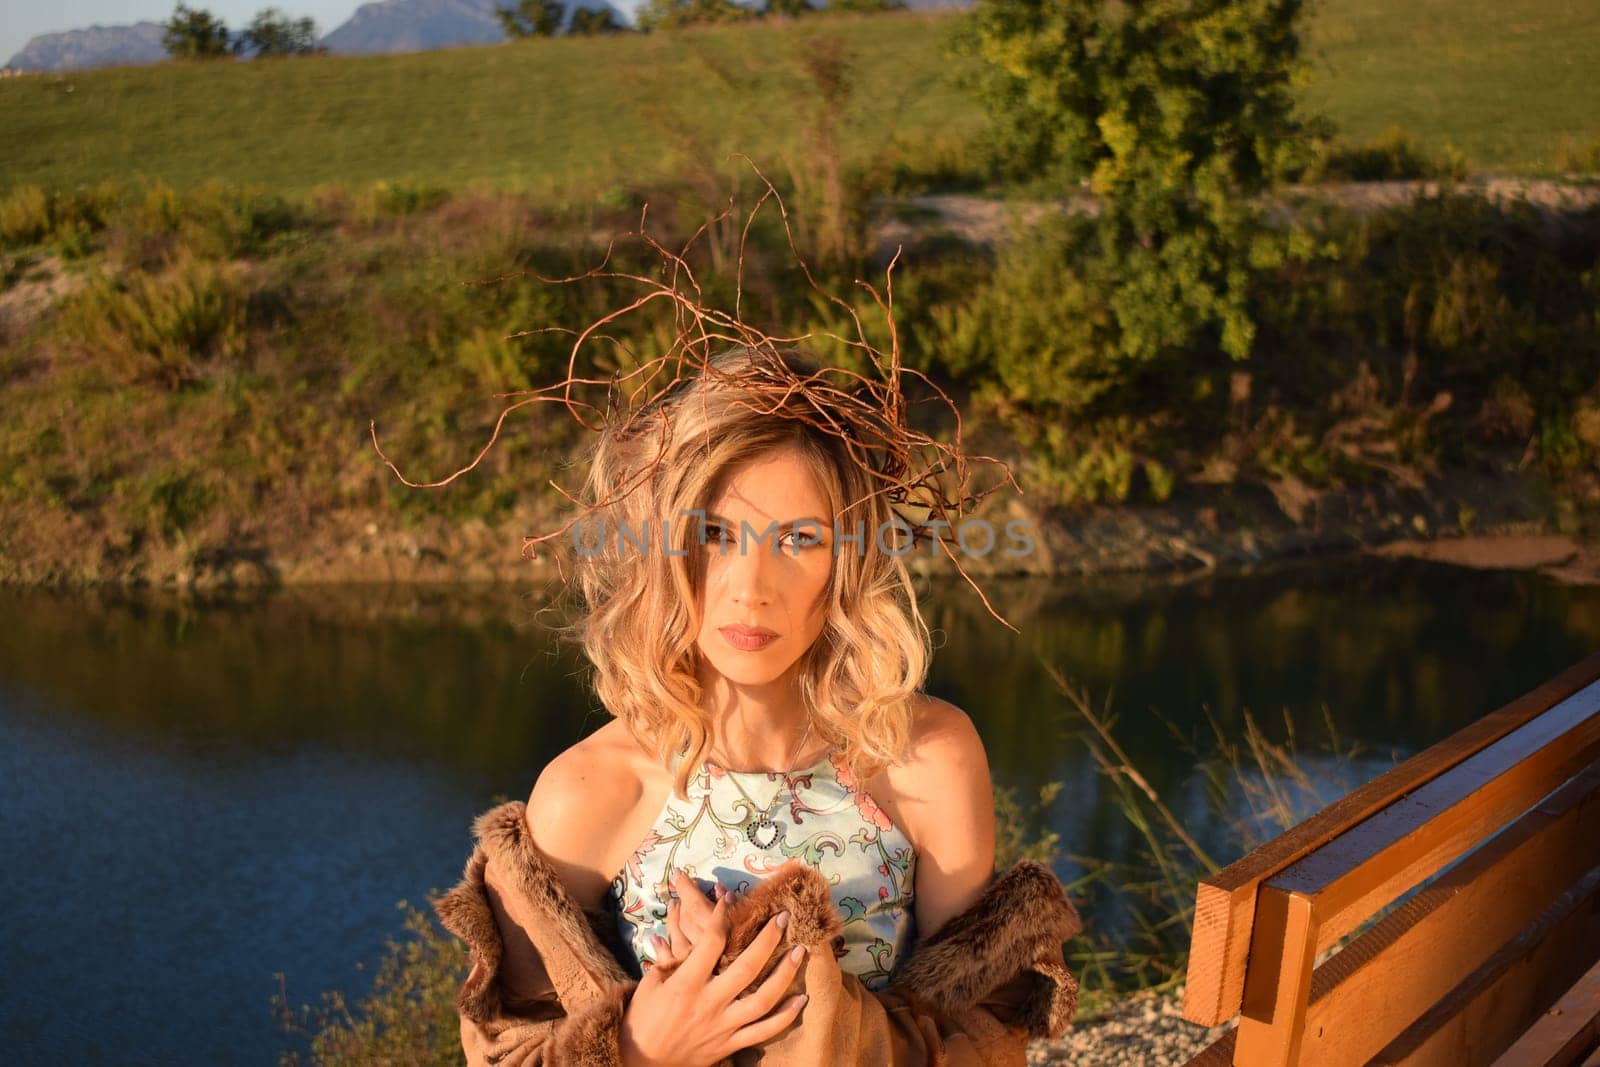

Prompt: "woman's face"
[692,446,835,689]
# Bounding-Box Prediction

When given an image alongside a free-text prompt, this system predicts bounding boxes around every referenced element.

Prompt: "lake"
[2,554,1598,1063]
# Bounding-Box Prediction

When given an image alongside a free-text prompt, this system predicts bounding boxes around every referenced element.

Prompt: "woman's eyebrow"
[705,510,828,527]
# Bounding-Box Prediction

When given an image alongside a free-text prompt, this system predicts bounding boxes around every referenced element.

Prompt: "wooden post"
[1235,887,1319,1066]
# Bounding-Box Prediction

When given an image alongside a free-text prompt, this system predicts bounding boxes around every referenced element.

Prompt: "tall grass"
[1045,664,1386,1011]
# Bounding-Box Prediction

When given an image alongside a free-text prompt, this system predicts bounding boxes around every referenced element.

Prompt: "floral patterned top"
[604,745,918,991]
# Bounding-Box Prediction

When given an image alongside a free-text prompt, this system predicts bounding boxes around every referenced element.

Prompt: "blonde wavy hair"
[562,346,932,802]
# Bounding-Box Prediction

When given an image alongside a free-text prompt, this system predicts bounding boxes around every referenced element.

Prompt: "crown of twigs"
[370,158,1022,631]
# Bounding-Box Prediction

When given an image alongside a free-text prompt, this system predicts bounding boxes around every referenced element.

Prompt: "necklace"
[714,716,815,850]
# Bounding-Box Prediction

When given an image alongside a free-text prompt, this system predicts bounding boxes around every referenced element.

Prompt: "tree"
[237,8,323,56]
[636,0,758,31]
[496,0,566,37]
[955,0,1325,406]
[567,6,626,34]
[764,0,817,16]
[162,3,233,59]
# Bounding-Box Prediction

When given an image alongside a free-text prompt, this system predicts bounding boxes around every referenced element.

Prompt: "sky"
[2,0,366,64]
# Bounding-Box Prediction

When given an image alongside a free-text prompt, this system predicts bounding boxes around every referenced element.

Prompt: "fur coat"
[433,799,1083,1066]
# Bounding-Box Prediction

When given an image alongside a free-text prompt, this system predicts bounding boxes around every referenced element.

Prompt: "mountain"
[321,0,509,54]
[321,0,647,53]
[6,21,167,73]
[8,0,963,72]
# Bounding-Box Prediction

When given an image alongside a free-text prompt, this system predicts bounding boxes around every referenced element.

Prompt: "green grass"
[0,13,981,199]
[1301,0,1600,174]
[3,1,1597,200]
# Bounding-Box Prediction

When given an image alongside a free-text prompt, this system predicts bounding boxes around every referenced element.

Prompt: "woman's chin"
[700,650,794,687]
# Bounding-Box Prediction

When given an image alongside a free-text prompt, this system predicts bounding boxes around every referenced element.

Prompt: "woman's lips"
[720,625,778,651]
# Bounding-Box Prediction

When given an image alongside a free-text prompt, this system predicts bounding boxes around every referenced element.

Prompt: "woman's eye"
[780,528,821,552]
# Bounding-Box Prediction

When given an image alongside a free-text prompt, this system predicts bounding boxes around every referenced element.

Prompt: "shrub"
[955,0,1326,398]
[1308,126,1471,182]
[123,179,303,259]
[0,181,121,254]
[1556,135,1600,176]
[134,470,217,542]
[58,249,250,390]
[352,180,452,225]
[272,901,465,1067]
[0,186,51,246]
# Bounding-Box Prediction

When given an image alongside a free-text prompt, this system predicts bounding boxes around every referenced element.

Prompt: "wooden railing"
[1180,651,1600,1067]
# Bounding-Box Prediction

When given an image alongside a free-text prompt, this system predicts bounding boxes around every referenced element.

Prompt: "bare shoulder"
[897,694,998,933]
[904,693,991,783]
[524,719,650,910]
[871,695,993,836]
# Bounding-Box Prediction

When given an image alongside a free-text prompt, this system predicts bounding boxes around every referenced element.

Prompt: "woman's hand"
[618,888,810,1067]
[653,868,733,968]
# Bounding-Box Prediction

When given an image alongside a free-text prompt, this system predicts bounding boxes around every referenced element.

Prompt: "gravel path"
[1028,991,1235,1067]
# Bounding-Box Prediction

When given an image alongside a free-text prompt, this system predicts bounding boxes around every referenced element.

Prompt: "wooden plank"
[1292,765,1600,1067]
[1371,863,1600,1066]
[1491,955,1600,1067]
[1182,651,1600,1026]
[1267,680,1600,954]
[1182,1028,1238,1067]
[1234,888,1319,1067]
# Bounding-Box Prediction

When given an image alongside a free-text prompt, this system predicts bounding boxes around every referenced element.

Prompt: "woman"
[433,346,1081,1066]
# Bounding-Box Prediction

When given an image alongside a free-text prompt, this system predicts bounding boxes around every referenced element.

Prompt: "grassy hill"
[1,0,1597,200]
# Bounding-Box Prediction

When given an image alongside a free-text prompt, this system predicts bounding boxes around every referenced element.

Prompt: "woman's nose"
[725,526,778,605]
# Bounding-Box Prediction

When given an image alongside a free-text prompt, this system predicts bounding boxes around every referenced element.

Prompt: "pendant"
[746,815,780,849]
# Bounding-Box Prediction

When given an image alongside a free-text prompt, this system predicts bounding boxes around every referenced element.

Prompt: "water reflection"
[1,555,1597,1063]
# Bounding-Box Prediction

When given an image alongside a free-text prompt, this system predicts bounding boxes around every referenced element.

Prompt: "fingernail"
[776,909,791,929]
[791,993,809,1008]
[788,944,806,963]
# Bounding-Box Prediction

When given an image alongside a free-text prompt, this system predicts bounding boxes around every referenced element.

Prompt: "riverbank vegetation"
[2,170,1596,582]
[3,2,1599,586]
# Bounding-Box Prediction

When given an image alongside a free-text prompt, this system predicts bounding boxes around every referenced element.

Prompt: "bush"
[0,186,51,246]
[134,469,218,542]
[125,179,305,259]
[955,0,1325,396]
[273,901,466,1067]
[0,181,122,254]
[352,179,452,225]
[58,249,251,391]
[1308,126,1471,182]
[1556,136,1600,176]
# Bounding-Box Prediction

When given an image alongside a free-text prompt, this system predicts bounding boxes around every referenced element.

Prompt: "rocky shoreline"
[1029,990,1233,1066]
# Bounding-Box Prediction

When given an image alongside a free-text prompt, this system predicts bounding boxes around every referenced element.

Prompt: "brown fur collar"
[435,800,1082,1038]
